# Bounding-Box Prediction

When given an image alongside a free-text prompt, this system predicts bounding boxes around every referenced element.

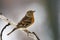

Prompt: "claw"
[27,32,40,40]
[27,32,38,40]
[27,32,32,36]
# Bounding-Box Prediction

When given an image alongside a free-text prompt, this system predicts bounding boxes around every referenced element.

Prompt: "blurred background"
[0,0,59,40]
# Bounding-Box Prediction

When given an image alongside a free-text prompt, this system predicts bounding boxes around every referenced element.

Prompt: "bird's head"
[26,10,35,17]
[27,10,35,13]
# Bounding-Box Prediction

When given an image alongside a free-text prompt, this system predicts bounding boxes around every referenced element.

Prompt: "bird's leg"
[23,29,32,36]
[23,29,40,40]
[23,29,37,40]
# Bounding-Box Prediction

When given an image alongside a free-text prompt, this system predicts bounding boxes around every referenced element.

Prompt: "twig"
[1,23,11,40]
[32,32,40,40]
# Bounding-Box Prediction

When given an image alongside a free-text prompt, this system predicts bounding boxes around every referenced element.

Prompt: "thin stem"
[32,32,40,40]
[1,23,10,40]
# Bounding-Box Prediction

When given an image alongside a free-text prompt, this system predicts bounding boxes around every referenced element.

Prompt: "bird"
[7,10,35,36]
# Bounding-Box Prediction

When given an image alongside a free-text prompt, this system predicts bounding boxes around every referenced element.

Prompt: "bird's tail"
[7,28,17,35]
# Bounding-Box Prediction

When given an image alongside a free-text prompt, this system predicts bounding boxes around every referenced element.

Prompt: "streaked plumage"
[7,10,35,35]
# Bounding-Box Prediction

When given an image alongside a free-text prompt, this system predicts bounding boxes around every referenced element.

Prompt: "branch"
[32,32,40,40]
[0,13,16,40]
[0,13,16,26]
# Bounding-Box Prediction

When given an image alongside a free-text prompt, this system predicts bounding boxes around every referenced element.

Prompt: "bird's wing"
[17,14,34,28]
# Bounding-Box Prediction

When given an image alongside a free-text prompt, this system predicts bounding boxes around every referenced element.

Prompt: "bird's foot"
[27,32,33,37]
[27,32,38,40]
